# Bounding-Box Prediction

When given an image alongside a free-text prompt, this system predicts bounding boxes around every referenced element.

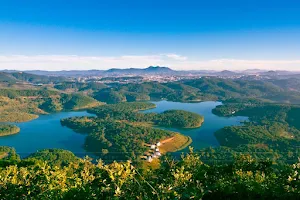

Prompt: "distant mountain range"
[105,66,176,75]
[1,66,177,77]
[1,66,300,78]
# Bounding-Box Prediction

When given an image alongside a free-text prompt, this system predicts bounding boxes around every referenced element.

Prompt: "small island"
[0,124,20,137]
[154,110,204,128]
[88,102,204,128]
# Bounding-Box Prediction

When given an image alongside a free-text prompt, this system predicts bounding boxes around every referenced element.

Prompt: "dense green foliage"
[85,76,300,104]
[89,102,204,128]
[0,72,18,83]
[92,81,215,103]
[0,88,59,99]
[0,149,299,199]
[213,100,300,163]
[0,72,68,84]
[61,117,174,160]
[0,124,20,136]
[10,72,67,84]
[88,102,156,121]
[93,89,127,104]
[0,88,101,122]
[4,72,300,104]
[39,94,101,112]
[92,102,156,112]
[0,146,20,161]
[27,149,80,167]
[155,110,204,128]
[5,73,300,105]
[54,82,107,92]
[124,92,151,102]
[39,97,63,112]
[287,107,300,130]
[61,102,202,162]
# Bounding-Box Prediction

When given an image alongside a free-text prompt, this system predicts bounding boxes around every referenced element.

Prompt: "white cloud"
[0,54,300,71]
[162,54,187,61]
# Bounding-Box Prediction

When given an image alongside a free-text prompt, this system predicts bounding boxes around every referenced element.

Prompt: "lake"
[0,111,95,158]
[0,101,247,158]
[143,101,248,152]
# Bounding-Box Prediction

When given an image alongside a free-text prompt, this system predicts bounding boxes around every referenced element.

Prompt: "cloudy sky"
[1,0,300,71]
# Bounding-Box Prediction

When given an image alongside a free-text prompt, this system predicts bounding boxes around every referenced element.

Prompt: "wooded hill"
[0,88,100,122]
[213,99,300,163]
[0,71,68,84]
[90,77,300,104]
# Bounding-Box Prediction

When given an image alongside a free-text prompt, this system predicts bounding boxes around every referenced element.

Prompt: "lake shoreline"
[0,124,20,137]
[1,101,248,159]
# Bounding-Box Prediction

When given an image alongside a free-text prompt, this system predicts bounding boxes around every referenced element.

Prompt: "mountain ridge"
[2,66,300,78]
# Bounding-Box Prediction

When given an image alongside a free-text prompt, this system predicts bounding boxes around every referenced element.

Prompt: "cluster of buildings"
[146,142,162,162]
[77,74,202,84]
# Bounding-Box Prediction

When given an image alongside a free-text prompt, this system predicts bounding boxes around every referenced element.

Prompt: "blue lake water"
[0,101,247,158]
[0,111,95,158]
[143,101,248,152]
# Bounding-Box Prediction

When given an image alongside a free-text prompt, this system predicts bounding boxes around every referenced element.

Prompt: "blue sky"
[1,0,300,70]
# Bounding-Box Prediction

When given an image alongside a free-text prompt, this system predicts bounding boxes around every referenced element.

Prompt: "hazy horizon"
[3,65,300,73]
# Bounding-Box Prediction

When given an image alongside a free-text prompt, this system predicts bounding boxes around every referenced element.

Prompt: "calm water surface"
[1,101,247,157]
[0,111,95,158]
[143,101,248,152]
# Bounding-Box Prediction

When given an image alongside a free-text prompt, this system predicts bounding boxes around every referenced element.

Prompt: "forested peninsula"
[0,89,101,122]
[0,124,20,137]
[61,102,201,161]
[212,98,300,163]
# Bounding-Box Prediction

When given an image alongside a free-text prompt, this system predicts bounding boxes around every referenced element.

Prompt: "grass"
[159,133,192,153]
[72,101,103,110]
